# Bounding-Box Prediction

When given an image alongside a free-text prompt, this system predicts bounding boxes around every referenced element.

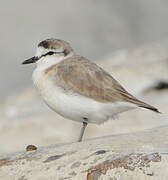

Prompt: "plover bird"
[22,38,160,142]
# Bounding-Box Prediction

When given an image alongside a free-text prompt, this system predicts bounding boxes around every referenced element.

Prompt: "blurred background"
[0,0,168,154]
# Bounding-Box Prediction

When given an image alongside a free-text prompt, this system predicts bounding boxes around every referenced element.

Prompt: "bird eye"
[47,51,55,55]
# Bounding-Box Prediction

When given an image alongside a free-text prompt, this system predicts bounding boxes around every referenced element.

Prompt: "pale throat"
[36,55,64,69]
[35,52,74,71]
[34,46,74,76]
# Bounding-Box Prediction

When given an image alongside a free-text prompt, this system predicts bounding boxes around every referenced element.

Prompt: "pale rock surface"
[0,40,168,154]
[0,126,168,179]
[99,40,168,94]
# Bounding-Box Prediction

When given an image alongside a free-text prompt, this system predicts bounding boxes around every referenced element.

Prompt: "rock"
[0,126,168,179]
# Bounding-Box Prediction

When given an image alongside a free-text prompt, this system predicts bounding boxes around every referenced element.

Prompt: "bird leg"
[78,120,88,142]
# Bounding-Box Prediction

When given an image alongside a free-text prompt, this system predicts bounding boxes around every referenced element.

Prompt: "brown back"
[45,55,159,113]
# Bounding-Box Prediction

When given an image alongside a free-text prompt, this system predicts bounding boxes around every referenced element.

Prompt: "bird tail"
[123,93,161,113]
[138,101,161,113]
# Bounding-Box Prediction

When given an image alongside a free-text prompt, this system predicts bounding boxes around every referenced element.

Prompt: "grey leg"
[78,121,88,142]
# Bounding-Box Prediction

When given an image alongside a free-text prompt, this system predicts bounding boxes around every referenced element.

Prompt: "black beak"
[22,56,38,64]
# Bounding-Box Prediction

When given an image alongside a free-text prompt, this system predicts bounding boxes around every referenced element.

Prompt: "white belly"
[32,69,137,124]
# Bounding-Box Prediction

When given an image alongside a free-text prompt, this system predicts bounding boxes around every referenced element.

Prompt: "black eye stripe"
[47,51,55,55]
[38,50,65,61]
[42,51,65,57]
[43,51,55,57]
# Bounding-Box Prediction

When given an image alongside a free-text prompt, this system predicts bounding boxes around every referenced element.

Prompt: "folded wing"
[46,55,159,113]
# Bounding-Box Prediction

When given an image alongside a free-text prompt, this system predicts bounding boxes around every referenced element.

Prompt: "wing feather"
[45,55,159,113]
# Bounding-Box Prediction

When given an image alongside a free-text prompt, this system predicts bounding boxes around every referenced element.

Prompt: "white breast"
[32,66,137,124]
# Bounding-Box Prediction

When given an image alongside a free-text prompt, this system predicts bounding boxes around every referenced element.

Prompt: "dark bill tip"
[22,56,38,65]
